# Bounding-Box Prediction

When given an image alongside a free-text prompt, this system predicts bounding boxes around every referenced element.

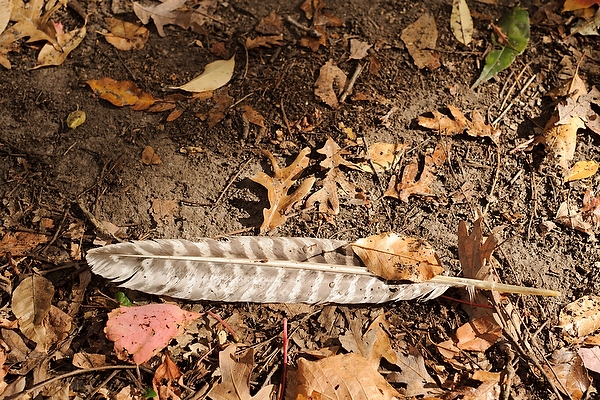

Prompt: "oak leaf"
[245,34,284,50]
[251,148,315,233]
[105,304,202,364]
[207,344,274,400]
[352,232,444,282]
[256,12,283,35]
[543,349,590,400]
[390,346,441,398]
[418,105,500,144]
[101,18,149,50]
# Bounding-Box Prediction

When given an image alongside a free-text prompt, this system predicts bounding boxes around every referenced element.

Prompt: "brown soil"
[1,0,599,398]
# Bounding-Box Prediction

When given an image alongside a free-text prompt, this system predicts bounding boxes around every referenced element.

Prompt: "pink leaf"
[105,304,202,364]
[578,347,600,374]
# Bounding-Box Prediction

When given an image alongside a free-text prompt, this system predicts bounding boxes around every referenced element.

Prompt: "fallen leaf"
[173,56,235,93]
[358,142,407,173]
[166,108,184,122]
[418,105,500,144]
[543,115,586,171]
[207,344,274,400]
[578,347,600,374]
[296,353,401,400]
[352,232,445,282]
[570,8,600,35]
[564,0,600,11]
[256,12,283,35]
[451,0,473,45]
[34,21,86,69]
[582,189,600,226]
[338,314,397,366]
[72,352,107,369]
[455,317,502,351]
[105,304,202,364]
[384,142,447,202]
[150,199,179,225]
[544,349,590,400]
[87,78,156,110]
[11,275,54,348]
[133,0,189,37]
[141,146,162,165]
[348,39,372,60]
[152,354,182,400]
[0,231,48,256]
[564,160,599,182]
[245,34,284,50]
[101,18,149,50]
[390,346,442,398]
[0,0,12,35]
[558,295,600,338]
[299,25,327,52]
[401,13,440,70]
[66,109,86,129]
[208,87,234,129]
[241,105,265,128]
[251,148,315,233]
[314,60,347,108]
[472,6,530,88]
[557,86,600,135]
[555,201,594,236]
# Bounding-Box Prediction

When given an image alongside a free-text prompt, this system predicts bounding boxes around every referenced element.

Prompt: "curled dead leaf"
[314,60,347,108]
[101,18,149,50]
[141,146,162,165]
[558,295,600,338]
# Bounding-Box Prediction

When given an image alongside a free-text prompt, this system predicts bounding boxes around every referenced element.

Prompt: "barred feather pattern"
[86,237,450,304]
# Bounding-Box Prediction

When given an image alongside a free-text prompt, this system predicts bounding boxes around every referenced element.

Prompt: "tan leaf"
[564,160,599,182]
[173,56,235,93]
[251,148,315,233]
[296,353,401,400]
[11,275,54,349]
[390,346,441,397]
[583,189,600,226]
[555,201,594,236]
[208,87,234,129]
[101,18,149,50]
[72,352,107,369]
[314,60,347,108]
[316,137,358,170]
[245,34,284,50]
[401,13,440,69]
[34,22,86,69]
[542,114,585,171]
[384,143,446,202]
[87,78,156,109]
[141,146,162,165]
[152,354,182,399]
[256,12,283,35]
[450,0,473,45]
[338,314,397,366]
[351,232,445,282]
[418,105,500,144]
[241,105,265,128]
[358,142,407,173]
[543,349,590,400]
[0,231,48,256]
[166,108,184,122]
[0,0,12,35]
[207,344,274,400]
[454,317,502,351]
[558,295,600,338]
[299,25,327,52]
[348,38,372,60]
[133,0,190,37]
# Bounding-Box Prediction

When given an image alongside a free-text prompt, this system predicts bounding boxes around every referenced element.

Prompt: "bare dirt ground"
[1,0,600,398]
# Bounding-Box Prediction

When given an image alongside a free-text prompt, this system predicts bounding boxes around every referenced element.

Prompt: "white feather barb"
[86,237,560,304]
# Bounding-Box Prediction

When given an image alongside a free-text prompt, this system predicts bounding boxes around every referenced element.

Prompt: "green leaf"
[115,291,133,307]
[144,387,157,398]
[472,6,530,89]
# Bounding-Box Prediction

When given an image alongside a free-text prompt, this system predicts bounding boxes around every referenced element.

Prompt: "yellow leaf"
[173,56,235,93]
[564,160,599,182]
[543,114,585,171]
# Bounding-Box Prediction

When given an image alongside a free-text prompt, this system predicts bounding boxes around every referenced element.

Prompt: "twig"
[77,198,123,243]
[280,97,293,136]
[7,365,138,399]
[278,318,289,400]
[284,16,322,38]
[207,310,240,343]
[339,62,364,104]
[212,158,252,209]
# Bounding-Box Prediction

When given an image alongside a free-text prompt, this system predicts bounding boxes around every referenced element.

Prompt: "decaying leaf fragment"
[245,34,284,50]
[87,78,156,110]
[437,317,503,358]
[558,295,600,338]
[352,232,445,282]
[101,17,149,50]
[401,13,440,70]
[207,344,274,400]
[555,201,594,236]
[314,60,347,108]
[298,0,341,52]
[358,142,407,173]
[348,38,372,60]
[34,21,87,69]
[450,0,473,45]
[152,354,182,400]
[543,349,590,400]
[172,56,235,93]
[11,275,54,347]
[133,0,216,37]
[418,105,500,144]
[542,114,585,171]
[105,304,202,364]
[384,142,447,202]
[251,148,315,233]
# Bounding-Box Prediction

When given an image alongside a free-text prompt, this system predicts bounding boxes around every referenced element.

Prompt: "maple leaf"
[418,105,500,144]
[384,142,446,202]
[251,148,315,233]
[207,344,274,400]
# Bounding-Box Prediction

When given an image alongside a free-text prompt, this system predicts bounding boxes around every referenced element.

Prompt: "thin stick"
[212,158,252,208]
[284,16,322,38]
[278,318,289,400]
[339,62,364,103]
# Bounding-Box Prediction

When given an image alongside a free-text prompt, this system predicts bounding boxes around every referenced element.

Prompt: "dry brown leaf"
[34,21,86,69]
[256,12,283,34]
[299,25,327,52]
[166,108,184,122]
[314,60,347,108]
[133,0,189,37]
[400,13,440,69]
[564,160,599,182]
[455,317,502,351]
[418,105,500,144]
[208,87,234,129]
[338,314,397,366]
[101,18,149,50]
[251,148,315,233]
[358,142,407,173]
[87,78,156,110]
[245,34,284,50]
[555,201,594,236]
[543,349,590,400]
[542,114,585,171]
[72,352,107,369]
[558,295,600,338]
[141,146,162,165]
[352,232,444,282]
[0,0,12,36]
[150,199,179,226]
[299,0,338,52]
[582,189,600,226]
[348,38,372,60]
[11,275,54,349]
[152,354,182,400]
[390,346,441,398]
[457,218,498,280]
[296,353,401,400]
[0,231,48,256]
[207,344,274,400]
[241,105,265,128]
[384,142,446,202]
